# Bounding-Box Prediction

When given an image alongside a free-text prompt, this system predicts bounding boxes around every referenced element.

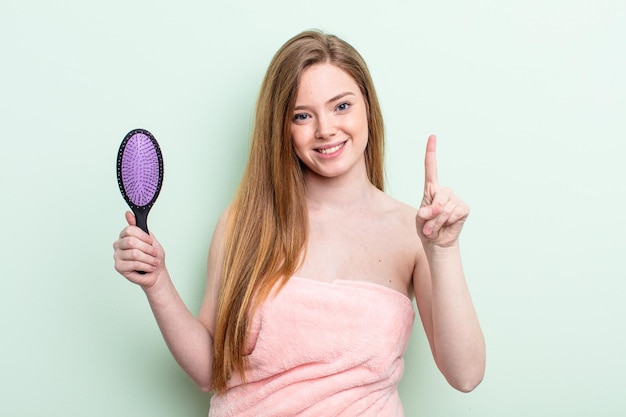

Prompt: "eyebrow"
[294,91,356,111]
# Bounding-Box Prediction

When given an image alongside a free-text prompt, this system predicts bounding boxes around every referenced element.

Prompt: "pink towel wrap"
[209,276,415,416]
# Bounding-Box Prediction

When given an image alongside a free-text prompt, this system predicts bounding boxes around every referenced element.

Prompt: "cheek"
[290,126,307,158]
[290,124,313,145]
[350,110,370,141]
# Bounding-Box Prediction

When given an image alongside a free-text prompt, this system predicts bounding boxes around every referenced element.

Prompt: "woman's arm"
[413,243,485,392]
[413,135,486,392]
[113,210,227,391]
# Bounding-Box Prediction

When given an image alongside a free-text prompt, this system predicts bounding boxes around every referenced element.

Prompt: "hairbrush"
[116,128,164,236]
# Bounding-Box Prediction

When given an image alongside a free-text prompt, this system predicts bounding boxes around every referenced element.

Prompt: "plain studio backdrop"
[1,1,624,415]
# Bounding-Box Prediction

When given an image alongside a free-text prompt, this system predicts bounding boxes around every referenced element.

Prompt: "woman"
[113,30,485,416]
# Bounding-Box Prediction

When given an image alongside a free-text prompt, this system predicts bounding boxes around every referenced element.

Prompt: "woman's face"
[290,63,369,181]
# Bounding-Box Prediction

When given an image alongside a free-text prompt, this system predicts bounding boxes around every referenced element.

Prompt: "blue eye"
[293,113,309,122]
[336,102,350,112]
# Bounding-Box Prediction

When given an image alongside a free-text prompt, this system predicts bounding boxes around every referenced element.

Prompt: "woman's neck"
[303,167,377,211]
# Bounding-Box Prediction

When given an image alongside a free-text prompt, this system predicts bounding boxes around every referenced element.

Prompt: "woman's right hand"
[113,211,165,288]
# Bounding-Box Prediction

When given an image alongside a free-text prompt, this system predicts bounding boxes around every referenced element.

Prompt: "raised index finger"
[424,134,438,185]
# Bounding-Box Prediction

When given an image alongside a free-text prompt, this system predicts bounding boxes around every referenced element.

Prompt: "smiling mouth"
[316,141,347,155]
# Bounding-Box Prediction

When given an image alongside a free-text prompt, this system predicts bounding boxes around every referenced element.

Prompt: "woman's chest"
[297,213,419,296]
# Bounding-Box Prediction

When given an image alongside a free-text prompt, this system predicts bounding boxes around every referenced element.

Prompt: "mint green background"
[1,1,625,415]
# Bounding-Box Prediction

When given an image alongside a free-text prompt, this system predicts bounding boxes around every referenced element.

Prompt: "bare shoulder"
[373,188,420,231]
[374,189,426,263]
[368,189,425,291]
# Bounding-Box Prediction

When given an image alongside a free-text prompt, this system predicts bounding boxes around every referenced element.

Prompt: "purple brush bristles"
[120,132,161,207]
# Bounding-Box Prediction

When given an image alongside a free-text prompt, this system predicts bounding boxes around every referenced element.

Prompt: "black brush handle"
[132,206,150,275]
[133,206,150,236]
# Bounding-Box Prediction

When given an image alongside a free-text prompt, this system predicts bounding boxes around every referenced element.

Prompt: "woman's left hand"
[415,135,469,248]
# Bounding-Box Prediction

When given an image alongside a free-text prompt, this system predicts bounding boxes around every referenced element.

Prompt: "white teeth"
[318,142,345,154]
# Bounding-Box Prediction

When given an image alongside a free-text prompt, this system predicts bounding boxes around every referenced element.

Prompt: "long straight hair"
[211,30,386,393]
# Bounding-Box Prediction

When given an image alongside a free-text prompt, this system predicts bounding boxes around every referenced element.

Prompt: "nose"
[315,113,337,139]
